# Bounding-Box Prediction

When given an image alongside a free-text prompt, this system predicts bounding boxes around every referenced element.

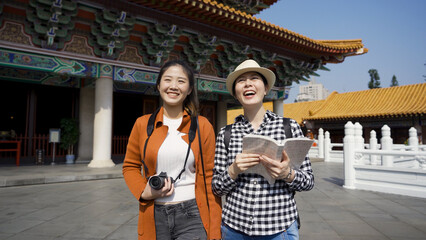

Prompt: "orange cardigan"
[123,107,222,240]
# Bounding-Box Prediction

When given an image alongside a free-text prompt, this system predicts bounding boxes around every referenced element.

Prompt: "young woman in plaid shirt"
[212,59,314,240]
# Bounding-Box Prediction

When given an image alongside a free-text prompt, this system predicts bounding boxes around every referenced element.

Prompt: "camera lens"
[149,176,164,190]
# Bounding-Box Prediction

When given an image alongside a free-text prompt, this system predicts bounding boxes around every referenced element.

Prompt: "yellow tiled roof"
[282,100,326,124]
[284,83,426,122]
[227,102,273,124]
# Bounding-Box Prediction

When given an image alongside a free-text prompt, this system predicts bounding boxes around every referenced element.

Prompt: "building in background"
[284,83,425,144]
[296,78,329,102]
[230,83,425,144]
[0,0,366,167]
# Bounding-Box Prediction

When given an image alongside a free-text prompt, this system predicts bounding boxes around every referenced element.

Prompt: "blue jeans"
[154,199,207,240]
[221,221,299,240]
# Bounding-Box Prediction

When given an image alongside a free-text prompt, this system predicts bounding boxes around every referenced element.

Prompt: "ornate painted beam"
[0,48,99,78]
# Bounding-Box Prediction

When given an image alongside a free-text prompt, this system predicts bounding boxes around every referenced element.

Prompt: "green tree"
[60,118,79,156]
[368,69,381,89]
[390,75,399,87]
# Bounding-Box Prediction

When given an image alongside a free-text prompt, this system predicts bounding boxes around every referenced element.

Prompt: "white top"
[155,115,196,203]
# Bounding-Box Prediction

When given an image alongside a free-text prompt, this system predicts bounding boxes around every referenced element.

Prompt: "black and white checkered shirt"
[212,110,314,236]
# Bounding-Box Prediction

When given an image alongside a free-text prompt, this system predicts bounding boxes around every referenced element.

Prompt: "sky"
[256,0,426,102]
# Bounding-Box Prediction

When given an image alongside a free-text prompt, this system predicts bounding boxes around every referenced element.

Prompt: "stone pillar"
[354,122,364,164]
[408,127,419,168]
[354,122,364,150]
[381,125,393,167]
[318,128,324,158]
[369,130,378,165]
[88,64,115,168]
[408,127,419,151]
[216,101,228,133]
[324,131,331,162]
[76,86,94,163]
[413,119,423,144]
[273,99,284,117]
[343,121,355,189]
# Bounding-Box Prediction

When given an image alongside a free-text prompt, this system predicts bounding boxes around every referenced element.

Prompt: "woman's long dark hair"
[156,60,199,116]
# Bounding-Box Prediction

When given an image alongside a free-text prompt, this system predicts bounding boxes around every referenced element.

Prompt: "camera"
[148,172,174,190]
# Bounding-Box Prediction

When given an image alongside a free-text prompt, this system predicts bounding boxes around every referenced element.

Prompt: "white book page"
[242,134,313,184]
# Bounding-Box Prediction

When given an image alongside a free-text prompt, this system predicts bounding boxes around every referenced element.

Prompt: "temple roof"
[126,0,367,63]
[0,0,367,101]
[284,83,426,123]
[214,0,279,15]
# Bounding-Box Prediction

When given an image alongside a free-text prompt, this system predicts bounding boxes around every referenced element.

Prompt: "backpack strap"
[141,108,161,178]
[147,108,161,137]
[283,117,293,139]
[223,124,232,152]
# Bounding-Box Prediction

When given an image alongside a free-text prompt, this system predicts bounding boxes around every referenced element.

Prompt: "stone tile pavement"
[0,162,425,239]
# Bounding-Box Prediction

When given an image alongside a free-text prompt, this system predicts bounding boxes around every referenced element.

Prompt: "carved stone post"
[369,130,378,165]
[324,131,330,162]
[381,125,393,167]
[408,127,419,168]
[343,121,355,189]
[318,128,324,159]
[354,122,364,150]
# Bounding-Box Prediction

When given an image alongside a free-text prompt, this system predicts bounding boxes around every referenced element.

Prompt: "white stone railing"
[342,121,426,198]
[311,124,424,164]
[309,128,344,162]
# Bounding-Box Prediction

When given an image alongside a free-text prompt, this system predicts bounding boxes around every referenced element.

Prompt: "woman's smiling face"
[234,71,268,107]
[157,65,192,109]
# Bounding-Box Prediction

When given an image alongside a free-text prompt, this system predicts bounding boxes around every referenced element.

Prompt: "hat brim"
[226,67,276,96]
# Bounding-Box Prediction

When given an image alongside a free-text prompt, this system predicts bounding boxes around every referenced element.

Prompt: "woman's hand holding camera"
[141,175,174,200]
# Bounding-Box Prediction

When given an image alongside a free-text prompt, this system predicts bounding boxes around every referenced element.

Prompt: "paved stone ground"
[0,162,425,240]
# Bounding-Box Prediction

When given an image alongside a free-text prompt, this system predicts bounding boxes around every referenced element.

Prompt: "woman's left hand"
[259,151,292,180]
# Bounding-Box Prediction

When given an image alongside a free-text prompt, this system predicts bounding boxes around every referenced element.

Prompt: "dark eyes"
[236,76,260,83]
[162,78,187,83]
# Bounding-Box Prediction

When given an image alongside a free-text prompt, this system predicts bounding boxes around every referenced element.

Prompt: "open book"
[242,134,314,184]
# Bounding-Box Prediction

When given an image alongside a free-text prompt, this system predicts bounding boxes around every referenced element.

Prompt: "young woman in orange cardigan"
[123,60,222,240]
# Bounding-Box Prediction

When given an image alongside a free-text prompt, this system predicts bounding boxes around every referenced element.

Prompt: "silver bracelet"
[283,168,293,181]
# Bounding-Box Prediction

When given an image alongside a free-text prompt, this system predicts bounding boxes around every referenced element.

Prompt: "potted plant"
[60,118,79,164]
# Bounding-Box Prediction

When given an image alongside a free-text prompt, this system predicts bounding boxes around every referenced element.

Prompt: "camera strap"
[175,114,197,180]
[141,107,197,181]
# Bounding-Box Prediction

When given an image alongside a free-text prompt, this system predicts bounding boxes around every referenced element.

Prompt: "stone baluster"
[343,121,355,189]
[369,130,378,165]
[408,127,419,168]
[354,122,364,164]
[324,131,331,162]
[381,125,393,167]
[408,127,419,151]
[354,122,364,150]
[318,128,324,159]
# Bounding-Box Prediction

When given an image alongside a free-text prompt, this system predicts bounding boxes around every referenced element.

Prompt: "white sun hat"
[226,59,276,96]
